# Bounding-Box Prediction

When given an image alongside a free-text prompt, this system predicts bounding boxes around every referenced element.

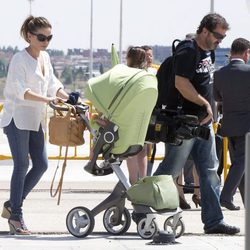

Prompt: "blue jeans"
[153,124,223,230]
[4,119,48,219]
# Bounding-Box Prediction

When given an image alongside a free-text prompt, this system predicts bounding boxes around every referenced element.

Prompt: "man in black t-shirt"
[154,13,240,235]
[174,42,214,117]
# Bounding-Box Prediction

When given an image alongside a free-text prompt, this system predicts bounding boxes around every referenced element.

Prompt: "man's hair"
[196,13,229,34]
[231,38,250,55]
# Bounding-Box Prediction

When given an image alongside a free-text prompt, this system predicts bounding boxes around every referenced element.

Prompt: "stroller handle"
[49,101,89,114]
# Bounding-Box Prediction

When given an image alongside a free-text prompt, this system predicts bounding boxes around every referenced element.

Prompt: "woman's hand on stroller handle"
[49,100,89,114]
[49,100,68,111]
[47,96,66,105]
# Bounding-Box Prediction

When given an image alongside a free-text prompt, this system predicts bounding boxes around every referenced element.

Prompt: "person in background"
[214,37,250,210]
[153,13,240,234]
[125,46,148,184]
[140,45,159,177]
[0,15,68,235]
[141,45,159,75]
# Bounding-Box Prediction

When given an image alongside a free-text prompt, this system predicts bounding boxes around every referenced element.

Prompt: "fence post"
[245,132,250,250]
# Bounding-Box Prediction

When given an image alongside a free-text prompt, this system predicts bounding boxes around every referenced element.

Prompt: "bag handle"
[50,146,69,205]
[53,102,77,118]
[49,102,79,205]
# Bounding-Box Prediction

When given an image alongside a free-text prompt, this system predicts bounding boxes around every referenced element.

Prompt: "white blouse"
[0,49,63,131]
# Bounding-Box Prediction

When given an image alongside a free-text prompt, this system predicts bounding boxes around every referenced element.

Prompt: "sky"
[1,0,250,52]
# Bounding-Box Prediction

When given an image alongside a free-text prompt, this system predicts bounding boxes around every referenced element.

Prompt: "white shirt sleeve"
[6,54,31,100]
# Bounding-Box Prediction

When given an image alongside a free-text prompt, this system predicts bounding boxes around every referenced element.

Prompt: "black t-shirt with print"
[174,44,215,118]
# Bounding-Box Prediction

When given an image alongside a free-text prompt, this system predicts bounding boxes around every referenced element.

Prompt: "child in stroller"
[58,64,184,239]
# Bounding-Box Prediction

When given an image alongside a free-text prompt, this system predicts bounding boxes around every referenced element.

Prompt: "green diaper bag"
[126,175,179,210]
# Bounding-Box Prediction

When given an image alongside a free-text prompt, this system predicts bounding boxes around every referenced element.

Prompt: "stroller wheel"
[164,216,185,238]
[103,206,131,235]
[137,217,158,239]
[66,206,95,238]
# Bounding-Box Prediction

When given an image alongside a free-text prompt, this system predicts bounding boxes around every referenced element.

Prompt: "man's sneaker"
[205,222,240,235]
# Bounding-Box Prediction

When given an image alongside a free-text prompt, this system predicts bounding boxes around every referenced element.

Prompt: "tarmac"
[0,129,246,250]
[0,157,245,250]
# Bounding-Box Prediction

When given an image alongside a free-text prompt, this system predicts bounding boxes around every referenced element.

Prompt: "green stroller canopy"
[85,64,158,154]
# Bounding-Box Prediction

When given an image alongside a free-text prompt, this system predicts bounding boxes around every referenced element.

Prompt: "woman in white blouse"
[0,16,68,235]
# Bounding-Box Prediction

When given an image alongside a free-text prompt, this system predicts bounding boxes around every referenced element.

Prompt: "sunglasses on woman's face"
[29,31,53,42]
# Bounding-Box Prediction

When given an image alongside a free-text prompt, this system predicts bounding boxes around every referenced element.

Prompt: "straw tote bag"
[49,104,85,147]
[49,103,85,205]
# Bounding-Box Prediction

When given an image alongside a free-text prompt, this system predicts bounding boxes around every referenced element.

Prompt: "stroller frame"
[62,104,185,239]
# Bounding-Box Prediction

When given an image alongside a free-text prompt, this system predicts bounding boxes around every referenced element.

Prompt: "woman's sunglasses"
[29,31,53,42]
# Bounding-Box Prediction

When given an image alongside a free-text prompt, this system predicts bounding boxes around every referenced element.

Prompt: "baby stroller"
[61,65,185,239]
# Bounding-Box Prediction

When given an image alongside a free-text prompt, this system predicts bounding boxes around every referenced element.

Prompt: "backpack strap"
[174,39,203,73]
[171,39,201,109]
[172,39,181,54]
[188,39,215,64]
[211,50,215,63]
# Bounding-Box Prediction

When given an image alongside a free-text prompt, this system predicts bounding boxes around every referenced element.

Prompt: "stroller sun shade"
[84,64,158,155]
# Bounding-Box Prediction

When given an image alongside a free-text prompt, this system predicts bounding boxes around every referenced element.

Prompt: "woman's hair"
[141,45,152,52]
[20,15,52,43]
[126,46,146,69]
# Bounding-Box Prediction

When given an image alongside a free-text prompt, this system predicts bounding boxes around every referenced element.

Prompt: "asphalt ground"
[0,158,245,250]
[0,129,245,250]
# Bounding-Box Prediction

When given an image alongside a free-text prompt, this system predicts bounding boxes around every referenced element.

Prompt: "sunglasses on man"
[29,31,53,42]
[209,30,226,40]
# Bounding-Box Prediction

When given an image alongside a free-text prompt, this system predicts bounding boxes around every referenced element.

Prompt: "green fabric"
[126,175,179,210]
[84,64,158,154]
[111,44,119,67]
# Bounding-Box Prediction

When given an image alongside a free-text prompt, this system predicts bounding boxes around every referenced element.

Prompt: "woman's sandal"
[8,218,31,235]
[192,194,202,208]
[1,201,11,219]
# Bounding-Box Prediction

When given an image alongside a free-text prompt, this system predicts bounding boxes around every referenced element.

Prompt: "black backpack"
[156,39,215,109]
[145,39,215,145]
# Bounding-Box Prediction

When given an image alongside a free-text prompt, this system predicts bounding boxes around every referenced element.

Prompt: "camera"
[175,119,210,141]
[145,108,210,145]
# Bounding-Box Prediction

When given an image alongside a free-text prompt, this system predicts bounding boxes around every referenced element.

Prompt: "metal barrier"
[213,122,231,180]
[223,137,231,181]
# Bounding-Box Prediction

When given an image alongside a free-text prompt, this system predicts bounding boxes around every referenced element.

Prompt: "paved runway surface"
[0,130,245,249]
